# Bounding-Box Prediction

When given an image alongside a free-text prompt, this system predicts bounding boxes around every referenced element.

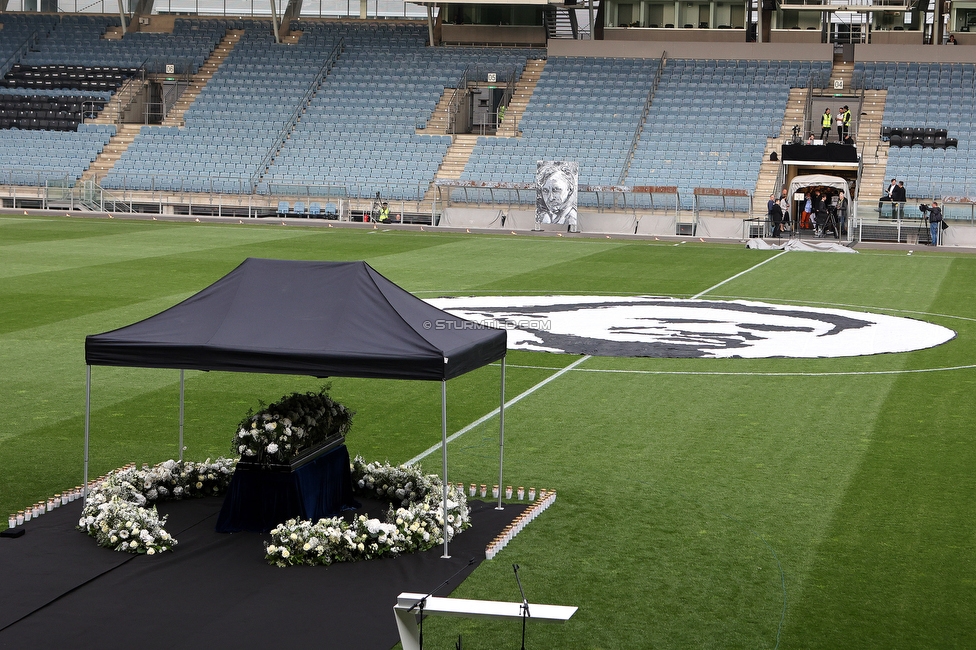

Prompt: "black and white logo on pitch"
[427,296,955,359]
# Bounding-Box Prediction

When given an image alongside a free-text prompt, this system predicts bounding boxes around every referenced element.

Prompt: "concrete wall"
[770,29,823,44]
[868,30,925,46]
[854,43,976,62]
[440,24,546,46]
[604,27,747,43]
[547,39,833,60]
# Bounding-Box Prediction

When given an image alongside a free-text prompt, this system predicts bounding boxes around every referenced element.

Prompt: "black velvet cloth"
[0,497,525,649]
[215,445,359,533]
[781,142,860,163]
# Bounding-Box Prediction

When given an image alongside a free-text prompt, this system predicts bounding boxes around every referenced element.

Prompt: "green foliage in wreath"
[233,387,354,467]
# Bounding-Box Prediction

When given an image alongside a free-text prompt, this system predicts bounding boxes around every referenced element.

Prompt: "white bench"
[393,592,578,650]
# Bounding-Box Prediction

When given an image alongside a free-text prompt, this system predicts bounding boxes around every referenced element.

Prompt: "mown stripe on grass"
[0,293,197,442]
[781,256,976,648]
[405,354,591,465]
[0,224,312,279]
[368,236,628,294]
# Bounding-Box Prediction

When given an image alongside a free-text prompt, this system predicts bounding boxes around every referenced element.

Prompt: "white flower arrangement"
[78,458,236,554]
[234,389,353,467]
[264,457,470,567]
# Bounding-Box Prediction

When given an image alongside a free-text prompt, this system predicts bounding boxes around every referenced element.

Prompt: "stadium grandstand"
[1,0,975,244]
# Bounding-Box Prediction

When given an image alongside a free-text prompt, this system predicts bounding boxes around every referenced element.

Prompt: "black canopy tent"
[84,258,509,557]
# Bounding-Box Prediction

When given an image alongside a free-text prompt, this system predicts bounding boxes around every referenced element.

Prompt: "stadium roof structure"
[83,258,509,557]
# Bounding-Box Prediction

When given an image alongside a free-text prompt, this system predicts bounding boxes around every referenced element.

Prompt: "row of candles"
[463,483,537,501]
[8,488,83,528]
[6,465,132,529]
[485,488,556,561]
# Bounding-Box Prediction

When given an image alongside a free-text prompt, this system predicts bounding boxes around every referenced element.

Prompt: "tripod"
[513,564,530,650]
[369,192,382,223]
[406,558,475,650]
[814,209,839,239]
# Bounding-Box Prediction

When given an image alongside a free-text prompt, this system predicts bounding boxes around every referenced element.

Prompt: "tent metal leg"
[497,356,505,510]
[84,365,91,501]
[179,369,185,462]
[441,379,450,559]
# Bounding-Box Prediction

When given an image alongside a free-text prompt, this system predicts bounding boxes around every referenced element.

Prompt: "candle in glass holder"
[479,484,487,498]
[492,485,499,498]
[528,488,536,501]
[23,509,31,522]
[505,486,513,499]
[8,514,16,529]
[60,493,68,506]
[517,486,525,500]
[16,511,24,526]
[469,484,476,497]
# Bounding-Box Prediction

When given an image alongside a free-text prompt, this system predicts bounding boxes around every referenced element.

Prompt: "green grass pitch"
[2,214,975,648]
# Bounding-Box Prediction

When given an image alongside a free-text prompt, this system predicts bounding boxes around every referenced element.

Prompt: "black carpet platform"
[0,497,525,650]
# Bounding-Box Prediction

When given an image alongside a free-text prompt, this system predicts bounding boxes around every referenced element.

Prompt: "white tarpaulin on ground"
[428,295,955,359]
[746,239,858,253]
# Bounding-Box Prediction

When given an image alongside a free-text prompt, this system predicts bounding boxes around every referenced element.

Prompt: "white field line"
[691,250,788,299]
[409,256,788,464]
[488,362,976,377]
[406,355,592,465]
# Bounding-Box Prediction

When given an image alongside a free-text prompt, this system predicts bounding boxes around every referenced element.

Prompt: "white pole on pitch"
[84,365,91,501]
[179,369,185,462]
[441,379,450,558]
[496,356,505,510]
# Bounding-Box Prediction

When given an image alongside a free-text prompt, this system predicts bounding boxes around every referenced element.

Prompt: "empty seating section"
[0,13,842,207]
[0,91,107,130]
[0,124,114,185]
[104,23,322,193]
[856,62,976,200]
[626,58,827,210]
[18,15,224,74]
[2,64,139,92]
[265,21,533,201]
[0,14,58,79]
[459,57,650,204]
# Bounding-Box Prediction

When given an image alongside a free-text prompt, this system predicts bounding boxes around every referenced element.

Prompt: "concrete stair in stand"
[423,134,478,205]
[854,89,889,206]
[496,59,545,138]
[753,87,808,215]
[161,29,243,127]
[78,124,141,185]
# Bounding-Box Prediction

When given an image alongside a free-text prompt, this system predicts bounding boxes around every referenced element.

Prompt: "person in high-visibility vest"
[497,104,506,126]
[378,202,391,223]
[821,108,832,142]
[842,106,852,142]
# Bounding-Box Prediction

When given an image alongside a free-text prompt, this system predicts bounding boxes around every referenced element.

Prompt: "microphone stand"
[406,558,476,650]
[513,564,530,650]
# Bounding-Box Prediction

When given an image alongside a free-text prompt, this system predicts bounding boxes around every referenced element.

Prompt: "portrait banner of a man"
[536,161,578,229]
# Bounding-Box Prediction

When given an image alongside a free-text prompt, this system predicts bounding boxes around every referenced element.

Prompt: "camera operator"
[921,201,943,245]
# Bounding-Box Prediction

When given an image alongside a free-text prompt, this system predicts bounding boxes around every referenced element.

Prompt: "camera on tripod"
[919,203,930,214]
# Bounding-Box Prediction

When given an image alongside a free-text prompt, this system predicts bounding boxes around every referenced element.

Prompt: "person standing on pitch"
[768,193,784,238]
[835,191,849,236]
[891,180,906,220]
[927,201,943,245]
